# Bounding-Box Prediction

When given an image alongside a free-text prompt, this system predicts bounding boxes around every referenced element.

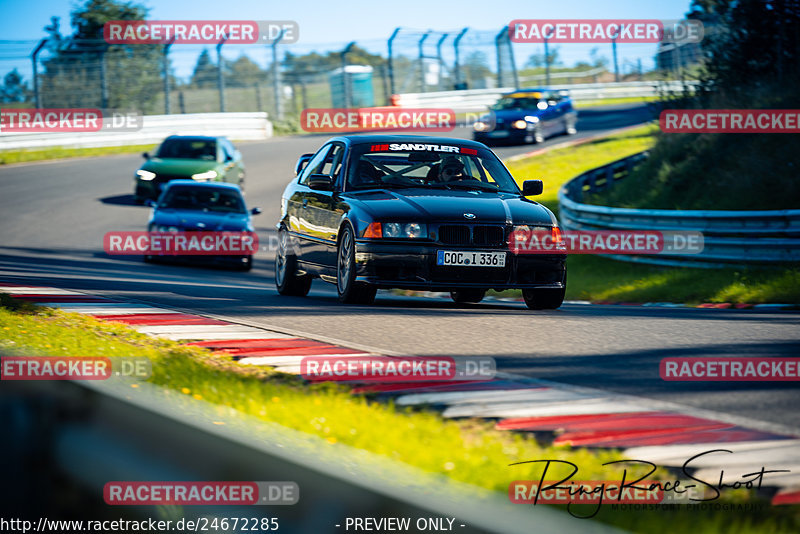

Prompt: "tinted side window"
[298,145,332,185]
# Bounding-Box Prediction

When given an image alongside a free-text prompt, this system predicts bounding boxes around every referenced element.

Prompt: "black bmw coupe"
[274,135,566,309]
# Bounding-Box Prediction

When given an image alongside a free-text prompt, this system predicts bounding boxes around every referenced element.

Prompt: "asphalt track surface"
[1,103,798,431]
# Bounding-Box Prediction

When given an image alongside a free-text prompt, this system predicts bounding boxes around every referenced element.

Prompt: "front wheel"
[337,225,376,305]
[450,289,486,304]
[275,228,311,296]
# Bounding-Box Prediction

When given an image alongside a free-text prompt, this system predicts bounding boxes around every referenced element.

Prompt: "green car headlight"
[191,170,218,181]
[136,170,156,181]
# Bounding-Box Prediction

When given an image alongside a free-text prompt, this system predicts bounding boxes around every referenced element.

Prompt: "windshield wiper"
[445,181,500,192]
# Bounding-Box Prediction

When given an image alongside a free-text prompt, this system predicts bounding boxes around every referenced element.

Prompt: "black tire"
[533,124,545,143]
[337,225,376,304]
[275,228,311,296]
[565,116,577,135]
[450,289,486,304]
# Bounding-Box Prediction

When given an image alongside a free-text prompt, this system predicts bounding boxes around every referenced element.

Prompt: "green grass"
[506,123,660,217]
[2,297,797,532]
[0,144,157,165]
[498,123,799,304]
[574,96,659,108]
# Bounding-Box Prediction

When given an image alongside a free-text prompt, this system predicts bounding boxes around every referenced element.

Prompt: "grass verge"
[3,298,796,531]
[499,124,799,304]
[0,144,157,165]
[1,296,796,533]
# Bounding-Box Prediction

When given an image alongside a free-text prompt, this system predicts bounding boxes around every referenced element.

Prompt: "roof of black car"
[332,135,488,148]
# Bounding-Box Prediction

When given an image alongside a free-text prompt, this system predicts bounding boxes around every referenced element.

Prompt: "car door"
[291,143,335,263]
[302,143,346,267]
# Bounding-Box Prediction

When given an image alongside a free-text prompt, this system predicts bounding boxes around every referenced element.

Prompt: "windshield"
[159,186,245,213]
[156,138,217,160]
[490,96,542,111]
[347,144,521,194]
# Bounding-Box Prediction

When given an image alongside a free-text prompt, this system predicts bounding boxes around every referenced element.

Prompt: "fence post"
[163,38,174,115]
[31,39,47,109]
[387,27,400,97]
[417,32,431,92]
[612,35,619,82]
[453,28,468,89]
[270,29,286,120]
[341,41,356,108]
[216,35,228,112]
[99,48,109,109]
[544,36,551,86]
[435,33,448,91]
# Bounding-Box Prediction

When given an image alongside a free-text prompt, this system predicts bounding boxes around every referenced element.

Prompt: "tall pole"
[387,27,400,97]
[99,48,108,109]
[435,33,448,90]
[31,38,47,109]
[341,41,356,108]
[544,37,551,86]
[163,37,174,115]
[505,26,519,89]
[418,31,430,92]
[216,35,228,112]
[453,28,468,89]
[612,35,619,82]
[271,29,286,120]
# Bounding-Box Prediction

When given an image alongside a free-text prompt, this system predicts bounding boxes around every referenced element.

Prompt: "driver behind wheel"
[439,156,469,182]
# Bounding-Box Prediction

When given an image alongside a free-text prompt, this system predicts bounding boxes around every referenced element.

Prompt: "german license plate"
[487,130,509,138]
[437,250,506,267]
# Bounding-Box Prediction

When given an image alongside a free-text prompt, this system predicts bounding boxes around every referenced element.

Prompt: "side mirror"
[295,153,314,175]
[142,152,150,159]
[250,207,262,215]
[307,174,333,191]
[522,179,543,196]
[144,199,157,208]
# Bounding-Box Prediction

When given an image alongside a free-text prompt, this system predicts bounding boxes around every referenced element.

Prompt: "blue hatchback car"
[472,88,578,145]
[145,180,261,270]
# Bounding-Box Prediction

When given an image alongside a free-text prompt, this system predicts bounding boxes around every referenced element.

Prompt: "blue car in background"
[145,180,261,271]
[472,88,578,145]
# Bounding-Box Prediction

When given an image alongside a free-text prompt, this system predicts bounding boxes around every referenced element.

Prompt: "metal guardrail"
[0,112,273,150]
[558,152,800,266]
[392,81,697,114]
[2,377,616,534]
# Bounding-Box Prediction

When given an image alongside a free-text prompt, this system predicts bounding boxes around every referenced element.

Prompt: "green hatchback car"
[134,135,246,203]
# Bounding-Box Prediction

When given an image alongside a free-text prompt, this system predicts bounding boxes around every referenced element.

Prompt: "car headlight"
[153,225,179,232]
[473,121,488,132]
[383,222,427,238]
[364,222,428,238]
[136,170,156,181]
[524,115,540,123]
[511,119,529,130]
[191,170,218,181]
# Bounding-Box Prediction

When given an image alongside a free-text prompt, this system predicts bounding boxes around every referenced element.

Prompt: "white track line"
[396,388,590,406]
[443,397,640,418]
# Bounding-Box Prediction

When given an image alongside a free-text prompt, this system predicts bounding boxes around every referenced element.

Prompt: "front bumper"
[473,128,530,144]
[353,241,566,291]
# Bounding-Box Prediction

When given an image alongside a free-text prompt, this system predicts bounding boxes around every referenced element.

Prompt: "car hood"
[150,209,251,231]
[346,189,555,226]
[141,158,220,176]
[490,108,541,122]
